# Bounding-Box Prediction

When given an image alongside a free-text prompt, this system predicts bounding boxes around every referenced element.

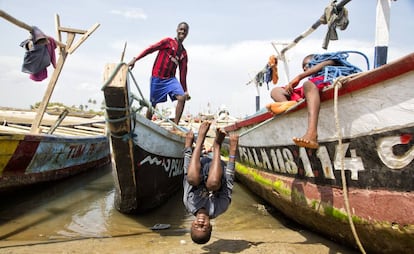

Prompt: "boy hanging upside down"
[182,121,239,244]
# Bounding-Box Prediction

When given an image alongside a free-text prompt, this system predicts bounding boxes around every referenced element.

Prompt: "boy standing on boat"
[128,22,190,125]
[183,121,239,244]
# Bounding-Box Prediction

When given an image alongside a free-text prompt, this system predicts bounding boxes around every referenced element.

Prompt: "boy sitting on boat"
[182,121,239,244]
[268,51,364,149]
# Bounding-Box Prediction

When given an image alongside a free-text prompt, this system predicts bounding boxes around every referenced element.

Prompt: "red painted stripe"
[225,52,414,132]
[224,112,273,132]
[321,52,414,101]
[3,136,40,174]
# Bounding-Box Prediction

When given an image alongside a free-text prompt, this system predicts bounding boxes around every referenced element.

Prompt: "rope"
[332,76,366,254]
[309,51,370,83]
[101,62,126,90]
[101,62,188,133]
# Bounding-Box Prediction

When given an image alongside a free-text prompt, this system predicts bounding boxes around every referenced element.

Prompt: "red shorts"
[290,76,331,101]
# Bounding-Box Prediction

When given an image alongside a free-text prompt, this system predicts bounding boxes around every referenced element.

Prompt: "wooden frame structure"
[0,10,100,134]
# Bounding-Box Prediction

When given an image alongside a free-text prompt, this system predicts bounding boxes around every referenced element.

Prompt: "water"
[0,165,357,253]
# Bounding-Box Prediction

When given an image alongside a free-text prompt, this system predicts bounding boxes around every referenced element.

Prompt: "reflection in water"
[57,190,115,238]
[0,165,358,253]
[0,165,284,242]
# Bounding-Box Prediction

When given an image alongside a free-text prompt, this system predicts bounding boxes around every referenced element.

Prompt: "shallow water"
[0,165,357,253]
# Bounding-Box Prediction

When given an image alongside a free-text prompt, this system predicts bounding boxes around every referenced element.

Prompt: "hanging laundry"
[268,55,279,84]
[320,0,349,50]
[20,26,57,82]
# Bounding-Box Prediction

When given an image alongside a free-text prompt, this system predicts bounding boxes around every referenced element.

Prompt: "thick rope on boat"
[309,51,370,83]
[333,76,366,254]
[100,63,139,140]
[101,62,188,133]
[101,62,126,90]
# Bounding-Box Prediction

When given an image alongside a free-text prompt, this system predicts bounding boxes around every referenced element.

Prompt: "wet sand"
[0,166,357,254]
[0,229,356,254]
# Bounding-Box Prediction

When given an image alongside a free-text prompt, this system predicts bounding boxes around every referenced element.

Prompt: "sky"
[0,0,413,118]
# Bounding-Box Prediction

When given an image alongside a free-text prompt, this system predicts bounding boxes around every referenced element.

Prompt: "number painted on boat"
[333,143,364,180]
[238,134,414,181]
[238,142,365,180]
[376,135,414,169]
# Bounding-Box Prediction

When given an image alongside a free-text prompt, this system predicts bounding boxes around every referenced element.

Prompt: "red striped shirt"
[136,37,188,91]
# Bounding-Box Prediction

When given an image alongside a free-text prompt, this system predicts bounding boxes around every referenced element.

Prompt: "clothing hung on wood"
[20,26,57,82]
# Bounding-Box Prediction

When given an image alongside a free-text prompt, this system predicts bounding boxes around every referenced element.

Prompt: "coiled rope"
[309,50,370,83]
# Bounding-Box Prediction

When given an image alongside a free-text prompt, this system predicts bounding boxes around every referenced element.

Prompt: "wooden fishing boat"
[224,1,413,253]
[102,63,186,214]
[225,52,414,253]
[0,110,110,192]
[0,11,110,192]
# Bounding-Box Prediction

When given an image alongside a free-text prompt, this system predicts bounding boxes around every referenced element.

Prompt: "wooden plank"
[55,126,102,136]
[103,63,138,212]
[0,125,29,134]
[92,123,106,129]
[74,125,105,133]
[59,27,87,34]
[67,23,100,54]
[8,124,94,136]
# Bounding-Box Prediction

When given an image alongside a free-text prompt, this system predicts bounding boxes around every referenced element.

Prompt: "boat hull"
[103,63,185,214]
[0,133,110,191]
[225,53,414,253]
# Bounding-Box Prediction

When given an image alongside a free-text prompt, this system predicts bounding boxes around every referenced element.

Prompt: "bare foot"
[185,130,194,148]
[292,136,319,149]
[214,128,226,146]
[197,121,211,145]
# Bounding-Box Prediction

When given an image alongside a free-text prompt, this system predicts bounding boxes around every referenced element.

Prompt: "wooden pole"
[120,41,127,62]
[30,34,74,134]
[0,9,66,48]
[29,17,100,134]
[0,9,31,30]
[67,23,100,54]
[280,0,352,55]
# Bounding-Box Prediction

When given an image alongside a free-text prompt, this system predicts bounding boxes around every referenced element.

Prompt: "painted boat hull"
[0,131,111,192]
[224,53,414,253]
[103,64,185,214]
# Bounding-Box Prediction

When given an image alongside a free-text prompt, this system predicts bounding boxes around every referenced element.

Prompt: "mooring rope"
[332,75,366,254]
[101,62,188,136]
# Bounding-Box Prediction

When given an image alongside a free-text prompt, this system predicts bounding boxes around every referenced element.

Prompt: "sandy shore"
[0,228,355,254]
